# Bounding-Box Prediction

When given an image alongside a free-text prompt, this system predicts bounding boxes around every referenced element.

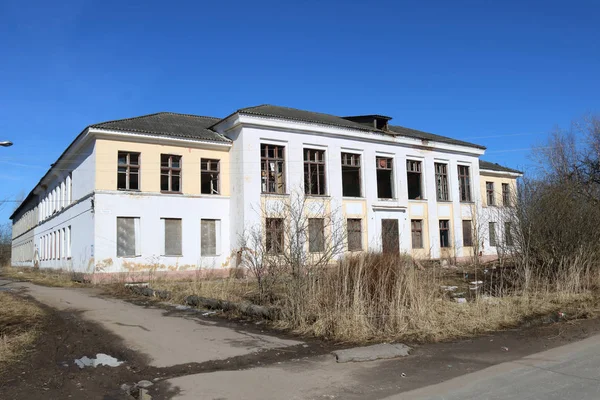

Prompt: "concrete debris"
[501,346,509,352]
[202,311,217,316]
[470,281,483,285]
[441,286,458,292]
[333,343,411,363]
[74,353,124,369]
[455,298,467,304]
[175,305,190,311]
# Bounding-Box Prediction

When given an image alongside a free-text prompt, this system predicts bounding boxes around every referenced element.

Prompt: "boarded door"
[382,219,399,254]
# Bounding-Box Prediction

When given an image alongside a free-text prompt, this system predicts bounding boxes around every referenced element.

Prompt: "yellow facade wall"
[408,201,430,259]
[342,199,368,252]
[95,138,231,196]
[479,174,518,208]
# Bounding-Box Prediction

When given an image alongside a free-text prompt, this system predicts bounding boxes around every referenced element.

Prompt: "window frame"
[116,217,141,258]
[162,218,183,256]
[502,183,510,207]
[347,218,362,252]
[201,219,220,256]
[265,218,284,254]
[160,154,182,194]
[201,158,220,195]
[504,222,514,246]
[489,221,497,247]
[457,165,472,202]
[304,148,327,196]
[341,152,362,197]
[406,159,423,200]
[376,156,394,199]
[308,218,325,253]
[486,181,495,206]
[439,219,451,248]
[411,219,423,249]
[261,144,286,194]
[117,151,141,191]
[462,220,473,247]
[434,162,449,201]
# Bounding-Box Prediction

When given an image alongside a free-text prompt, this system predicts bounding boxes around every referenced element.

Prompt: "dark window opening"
[502,183,510,207]
[376,157,393,199]
[266,218,284,254]
[161,154,182,193]
[504,222,513,246]
[117,152,140,191]
[304,149,326,195]
[489,222,497,246]
[458,165,471,202]
[308,218,325,253]
[486,182,495,206]
[411,219,423,249]
[341,153,361,197]
[347,219,362,251]
[439,220,451,248]
[201,159,220,195]
[261,144,286,194]
[462,220,473,247]
[407,160,422,200]
[435,163,449,201]
[382,219,399,253]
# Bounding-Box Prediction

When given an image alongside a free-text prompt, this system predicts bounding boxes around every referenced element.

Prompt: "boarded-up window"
[411,219,423,249]
[163,218,182,256]
[308,218,325,253]
[439,220,451,248]
[462,220,473,247]
[505,222,514,246]
[382,219,399,253]
[201,219,218,256]
[266,218,284,254]
[117,217,138,257]
[347,219,362,251]
[489,222,497,246]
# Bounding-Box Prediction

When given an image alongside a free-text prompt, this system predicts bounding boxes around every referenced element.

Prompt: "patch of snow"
[74,353,124,369]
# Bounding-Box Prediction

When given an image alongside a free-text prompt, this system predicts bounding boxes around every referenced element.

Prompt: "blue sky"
[1,0,599,221]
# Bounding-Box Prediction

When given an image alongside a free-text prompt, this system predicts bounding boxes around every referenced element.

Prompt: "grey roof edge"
[479,160,523,175]
[387,124,486,150]
[91,112,230,143]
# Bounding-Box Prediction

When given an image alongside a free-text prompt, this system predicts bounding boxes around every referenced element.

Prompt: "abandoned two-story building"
[10,105,522,277]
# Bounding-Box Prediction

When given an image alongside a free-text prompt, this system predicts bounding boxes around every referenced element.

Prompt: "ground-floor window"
[265,218,284,254]
[439,220,451,248]
[347,219,362,251]
[411,219,423,249]
[489,222,497,246]
[117,217,140,257]
[308,218,325,253]
[162,218,182,256]
[201,219,220,256]
[504,222,514,246]
[462,220,473,247]
[382,219,399,253]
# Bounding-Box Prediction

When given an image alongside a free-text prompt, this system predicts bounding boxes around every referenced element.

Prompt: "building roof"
[479,160,523,175]
[91,112,230,143]
[237,104,485,149]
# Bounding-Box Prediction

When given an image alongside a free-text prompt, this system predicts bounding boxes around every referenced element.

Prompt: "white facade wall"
[216,115,485,259]
[93,192,231,273]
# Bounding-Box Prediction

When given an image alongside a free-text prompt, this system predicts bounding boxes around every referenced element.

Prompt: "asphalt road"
[390,333,600,400]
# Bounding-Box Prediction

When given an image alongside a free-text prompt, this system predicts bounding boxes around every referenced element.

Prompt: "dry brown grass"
[150,275,257,304]
[0,292,46,369]
[0,266,87,288]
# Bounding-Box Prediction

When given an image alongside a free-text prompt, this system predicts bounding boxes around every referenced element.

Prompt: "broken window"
[304,149,326,195]
[406,160,422,200]
[201,159,220,195]
[458,165,471,202]
[66,226,71,258]
[261,144,286,194]
[382,219,399,253]
[376,157,393,199]
[308,218,325,253]
[411,219,423,249]
[486,182,495,206]
[462,220,473,247]
[161,154,182,193]
[504,222,514,246]
[347,219,362,251]
[117,217,139,257]
[201,219,219,256]
[489,222,497,246]
[439,220,451,248]
[163,218,182,256]
[435,163,449,201]
[265,218,284,254]
[502,183,510,206]
[118,151,140,190]
[341,153,361,197]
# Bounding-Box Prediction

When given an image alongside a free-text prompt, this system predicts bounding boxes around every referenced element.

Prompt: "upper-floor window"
[435,163,449,201]
[341,153,361,197]
[502,183,510,206]
[118,151,140,191]
[304,149,326,195]
[261,144,285,194]
[486,182,495,206]
[407,160,422,200]
[201,159,220,195]
[161,154,182,193]
[376,157,393,199]
[458,165,471,202]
